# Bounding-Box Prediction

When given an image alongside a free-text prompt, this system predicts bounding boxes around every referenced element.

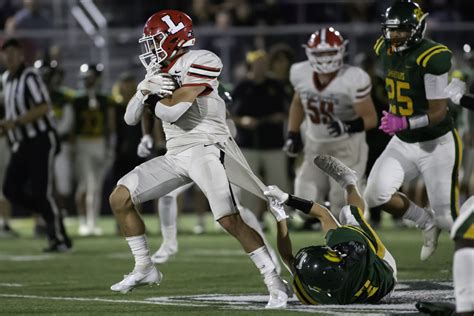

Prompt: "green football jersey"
[50,86,75,120]
[374,37,454,143]
[293,206,395,305]
[73,92,112,138]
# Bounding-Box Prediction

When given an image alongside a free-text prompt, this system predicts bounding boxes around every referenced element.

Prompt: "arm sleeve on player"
[182,51,222,96]
[424,73,449,100]
[154,100,192,123]
[289,63,300,93]
[123,92,144,126]
[351,68,372,103]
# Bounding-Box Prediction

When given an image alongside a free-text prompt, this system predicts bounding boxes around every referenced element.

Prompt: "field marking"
[0,283,23,287]
[0,280,455,314]
[0,254,53,262]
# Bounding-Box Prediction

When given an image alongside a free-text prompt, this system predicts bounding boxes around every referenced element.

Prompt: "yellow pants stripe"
[451,129,462,219]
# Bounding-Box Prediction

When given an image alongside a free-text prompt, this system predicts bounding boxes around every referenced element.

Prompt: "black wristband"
[143,94,162,110]
[285,194,314,214]
[345,117,365,133]
[460,94,474,111]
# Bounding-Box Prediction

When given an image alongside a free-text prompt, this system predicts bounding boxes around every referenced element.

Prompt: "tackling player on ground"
[264,155,397,305]
[365,0,460,261]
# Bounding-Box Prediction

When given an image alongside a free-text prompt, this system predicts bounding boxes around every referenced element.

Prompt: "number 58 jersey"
[290,61,372,144]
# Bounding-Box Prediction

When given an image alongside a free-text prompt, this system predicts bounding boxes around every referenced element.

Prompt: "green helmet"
[382,0,428,52]
[293,245,348,292]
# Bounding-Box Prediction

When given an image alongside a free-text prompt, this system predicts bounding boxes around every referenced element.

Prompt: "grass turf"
[0,214,453,315]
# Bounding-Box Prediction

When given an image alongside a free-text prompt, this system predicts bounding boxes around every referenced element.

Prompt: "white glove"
[444,78,466,105]
[137,73,177,98]
[267,198,289,222]
[137,134,154,158]
[264,185,290,222]
[263,185,289,204]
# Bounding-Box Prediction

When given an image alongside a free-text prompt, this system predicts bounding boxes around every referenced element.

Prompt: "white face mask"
[305,47,345,74]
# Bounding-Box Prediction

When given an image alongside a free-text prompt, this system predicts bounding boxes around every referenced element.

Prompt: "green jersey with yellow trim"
[50,86,75,120]
[293,206,395,305]
[374,37,454,143]
[73,92,113,138]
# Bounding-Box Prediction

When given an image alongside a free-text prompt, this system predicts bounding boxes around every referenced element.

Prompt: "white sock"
[341,173,357,189]
[453,248,474,313]
[126,234,153,272]
[249,246,279,286]
[239,206,281,274]
[158,195,178,246]
[402,201,432,229]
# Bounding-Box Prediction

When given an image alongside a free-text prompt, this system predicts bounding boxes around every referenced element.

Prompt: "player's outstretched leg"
[313,155,357,189]
[109,185,162,293]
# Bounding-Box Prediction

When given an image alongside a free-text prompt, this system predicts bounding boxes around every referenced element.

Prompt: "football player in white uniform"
[109,10,290,308]
[284,27,377,217]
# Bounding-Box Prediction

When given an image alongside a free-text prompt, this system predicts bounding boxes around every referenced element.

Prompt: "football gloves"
[379,110,408,135]
[264,185,290,222]
[137,73,177,98]
[137,134,154,158]
[444,78,466,105]
[327,117,348,137]
[283,131,303,157]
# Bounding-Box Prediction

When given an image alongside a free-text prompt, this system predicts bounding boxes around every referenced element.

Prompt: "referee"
[0,38,72,252]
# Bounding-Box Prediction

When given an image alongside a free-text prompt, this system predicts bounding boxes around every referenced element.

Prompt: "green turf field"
[0,214,454,315]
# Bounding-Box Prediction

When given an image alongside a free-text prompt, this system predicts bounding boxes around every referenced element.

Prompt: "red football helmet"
[139,10,195,70]
[304,27,347,74]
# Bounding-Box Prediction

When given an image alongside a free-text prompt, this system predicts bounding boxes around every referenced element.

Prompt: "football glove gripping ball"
[283,131,303,157]
[138,73,177,98]
[137,134,154,158]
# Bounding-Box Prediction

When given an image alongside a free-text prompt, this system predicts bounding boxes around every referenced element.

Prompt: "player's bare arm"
[426,98,448,125]
[354,95,377,130]
[287,93,305,132]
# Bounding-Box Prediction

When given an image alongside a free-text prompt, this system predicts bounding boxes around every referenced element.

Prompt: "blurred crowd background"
[0,0,473,236]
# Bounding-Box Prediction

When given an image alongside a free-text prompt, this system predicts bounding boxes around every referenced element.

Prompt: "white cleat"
[151,243,178,264]
[110,267,162,293]
[265,278,292,309]
[420,224,441,261]
[313,155,357,188]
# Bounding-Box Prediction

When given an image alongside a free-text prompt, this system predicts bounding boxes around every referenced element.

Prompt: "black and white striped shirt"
[1,64,56,146]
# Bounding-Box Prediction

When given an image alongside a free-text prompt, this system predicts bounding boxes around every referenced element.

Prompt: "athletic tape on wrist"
[408,114,430,129]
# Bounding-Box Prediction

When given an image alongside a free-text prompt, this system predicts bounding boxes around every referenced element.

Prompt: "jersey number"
[308,99,334,124]
[386,78,413,116]
[161,15,185,34]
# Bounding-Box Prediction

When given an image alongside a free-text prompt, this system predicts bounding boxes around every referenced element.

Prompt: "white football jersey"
[162,49,230,153]
[290,61,371,143]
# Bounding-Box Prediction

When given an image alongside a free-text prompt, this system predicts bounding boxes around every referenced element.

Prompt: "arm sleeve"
[182,51,222,96]
[289,63,299,93]
[25,71,49,106]
[424,73,449,100]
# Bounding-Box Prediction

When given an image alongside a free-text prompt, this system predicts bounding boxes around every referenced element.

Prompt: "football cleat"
[151,243,178,264]
[110,266,162,294]
[313,155,357,188]
[265,277,292,309]
[420,224,441,261]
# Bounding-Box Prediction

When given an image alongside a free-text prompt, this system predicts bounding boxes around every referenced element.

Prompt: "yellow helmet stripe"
[421,48,451,67]
[374,37,384,55]
[293,275,319,305]
[416,45,447,66]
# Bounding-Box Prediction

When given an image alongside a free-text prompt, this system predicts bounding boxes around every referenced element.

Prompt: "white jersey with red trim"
[290,61,371,143]
[162,49,230,153]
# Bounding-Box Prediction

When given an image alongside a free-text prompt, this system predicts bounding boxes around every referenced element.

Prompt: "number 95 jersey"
[290,61,371,143]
